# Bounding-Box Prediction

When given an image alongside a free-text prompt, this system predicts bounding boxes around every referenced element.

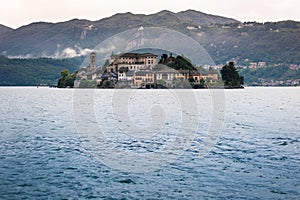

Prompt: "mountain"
[0,24,13,39]
[0,10,239,59]
[177,9,237,25]
[191,20,300,65]
[0,10,299,66]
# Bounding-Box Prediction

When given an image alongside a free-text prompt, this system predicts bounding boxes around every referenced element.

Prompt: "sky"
[1,0,300,29]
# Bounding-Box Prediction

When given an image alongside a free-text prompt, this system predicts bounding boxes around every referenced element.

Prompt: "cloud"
[60,47,78,57]
[97,45,116,54]
[76,45,93,56]
[55,45,93,58]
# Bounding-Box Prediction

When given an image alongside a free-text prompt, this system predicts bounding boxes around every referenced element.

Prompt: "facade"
[110,53,158,71]
[202,73,219,81]
[155,70,189,81]
[190,72,203,83]
[118,70,134,82]
[190,71,219,83]
[133,71,155,87]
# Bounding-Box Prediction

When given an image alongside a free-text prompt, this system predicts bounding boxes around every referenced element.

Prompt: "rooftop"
[118,52,158,58]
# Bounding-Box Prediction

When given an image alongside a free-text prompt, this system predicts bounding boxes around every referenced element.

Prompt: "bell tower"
[89,52,96,70]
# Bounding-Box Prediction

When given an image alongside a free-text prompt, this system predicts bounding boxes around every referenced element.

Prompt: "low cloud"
[61,47,78,57]
[55,45,93,58]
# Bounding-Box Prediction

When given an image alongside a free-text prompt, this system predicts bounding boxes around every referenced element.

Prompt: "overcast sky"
[1,0,299,29]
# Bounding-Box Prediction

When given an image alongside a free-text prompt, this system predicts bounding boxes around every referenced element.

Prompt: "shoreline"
[1,85,300,89]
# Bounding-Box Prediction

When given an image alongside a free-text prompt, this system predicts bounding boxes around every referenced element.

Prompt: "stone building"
[107,53,158,72]
[89,52,96,70]
[74,51,100,87]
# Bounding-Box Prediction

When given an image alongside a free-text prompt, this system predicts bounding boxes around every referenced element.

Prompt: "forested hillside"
[0,56,82,85]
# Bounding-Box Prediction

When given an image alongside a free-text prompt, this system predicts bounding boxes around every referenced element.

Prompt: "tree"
[57,69,77,88]
[159,54,168,63]
[156,79,166,86]
[199,78,205,88]
[166,55,196,70]
[79,80,96,88]
[60,69,69,78]
[188,77,195,82]
[104,59,110,67]
[220,62,244,88]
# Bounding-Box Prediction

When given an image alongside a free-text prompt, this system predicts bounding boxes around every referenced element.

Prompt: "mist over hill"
[1,10,299,65]
[0,10,232,60]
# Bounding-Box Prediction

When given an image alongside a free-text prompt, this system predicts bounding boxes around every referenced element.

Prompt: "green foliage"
[200,78,205,87]
[201,21,300,65]
[189,78,206,89]
[159,54,168,63]
[221,62,244,88]
[0,56,82,86]
[170,79,191,88]
[57,69,77,88]
[104,59,110,67]
[239,65,300,85]
[168,55,196,70]
[190,78,206,88]
[103,80,112,88]
[79,79,97,88]
[97,80,115,88]
[60,69,69,78]
[159,54,196,70]
[188,77,195,82]
[156,79,167,86]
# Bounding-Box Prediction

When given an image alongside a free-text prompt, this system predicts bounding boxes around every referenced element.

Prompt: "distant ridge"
[0,24,13,39]
[0,9,239,58]
[0,10,299,65]
[177,9,238,25]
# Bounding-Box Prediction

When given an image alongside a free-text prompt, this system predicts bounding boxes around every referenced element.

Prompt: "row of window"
[135,78,153,81]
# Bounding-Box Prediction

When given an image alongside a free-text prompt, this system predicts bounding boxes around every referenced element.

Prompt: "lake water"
[0,87,299,199]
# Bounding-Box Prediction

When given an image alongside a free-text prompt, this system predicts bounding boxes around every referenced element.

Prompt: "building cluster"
[289,64,300,70]
[248,62,266,69]
[74,52,102,87]
[75,52,219,88]
[203,62,268,70]
[252,79,300,86]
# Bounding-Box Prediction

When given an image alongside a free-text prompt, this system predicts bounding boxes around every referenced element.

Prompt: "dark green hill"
[0,56,82,86]
[239,65,300,86]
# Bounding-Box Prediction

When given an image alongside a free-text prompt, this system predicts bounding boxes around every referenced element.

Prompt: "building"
[133,71,155,87]
[190,71,219,83]
[190,71,203,83]
[202,72,219,81]
[249,62,258,69]
[75,51,220,88]
[109,53,158,72]
[74,51,100,87]
[258,62,266,68]
[89,52,96,70]
[118,69,134,82]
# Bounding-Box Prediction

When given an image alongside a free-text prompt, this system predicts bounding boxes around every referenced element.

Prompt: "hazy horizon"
[1,0,300,29]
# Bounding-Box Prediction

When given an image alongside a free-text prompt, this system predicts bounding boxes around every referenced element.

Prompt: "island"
[57,52,244,89]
